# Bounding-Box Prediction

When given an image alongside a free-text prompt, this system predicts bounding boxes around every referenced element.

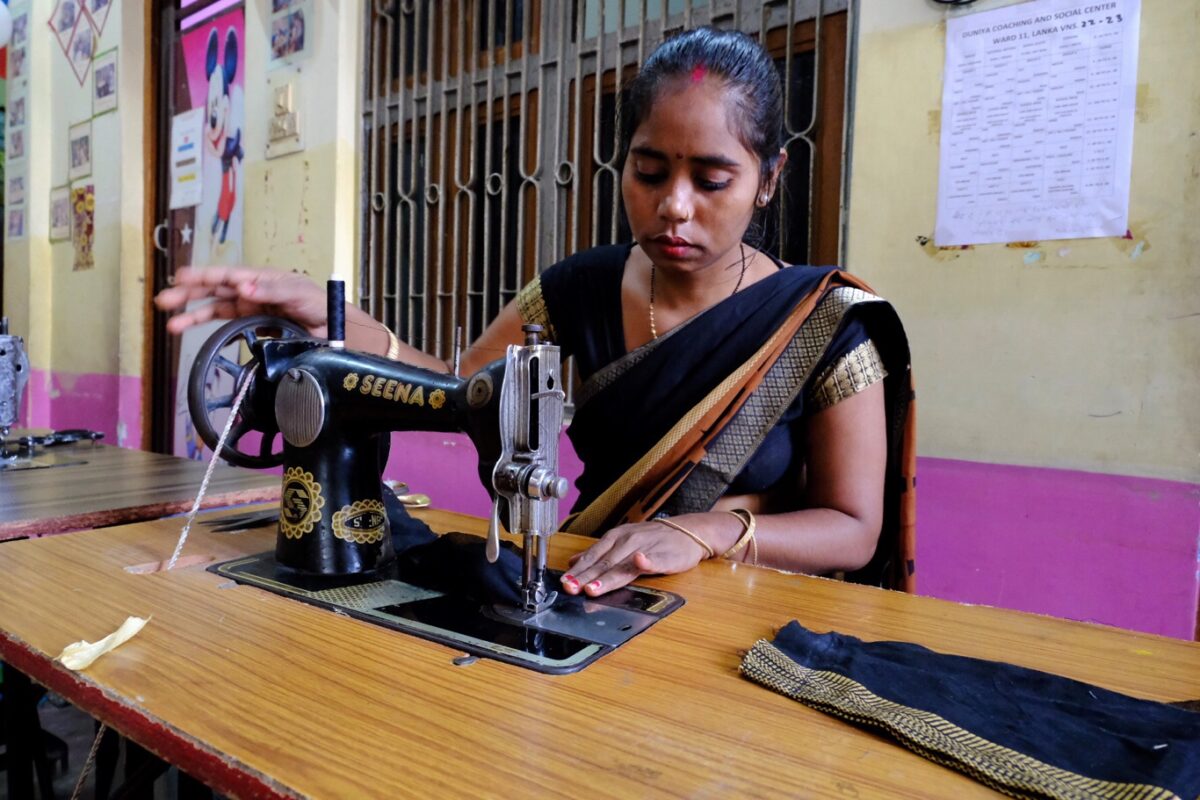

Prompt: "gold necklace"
[649,243,749,339]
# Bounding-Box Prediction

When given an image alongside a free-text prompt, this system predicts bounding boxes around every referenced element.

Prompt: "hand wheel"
[187,315,308,468]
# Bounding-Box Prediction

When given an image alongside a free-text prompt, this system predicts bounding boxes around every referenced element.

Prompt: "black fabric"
[747,621,1200,798]
[383,485,524,607]
[537,244,873,510]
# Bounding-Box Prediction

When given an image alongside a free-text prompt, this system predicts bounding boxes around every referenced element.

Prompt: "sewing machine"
[189,281,681,673]
[0,317,29,443]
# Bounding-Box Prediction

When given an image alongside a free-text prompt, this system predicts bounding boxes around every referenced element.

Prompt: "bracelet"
[381,324,403,361]
[654,517,715,560]
[722,509,758,566]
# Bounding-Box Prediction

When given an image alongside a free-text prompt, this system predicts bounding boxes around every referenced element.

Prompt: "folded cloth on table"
[740,621,1200,800]
[382,484,523,607]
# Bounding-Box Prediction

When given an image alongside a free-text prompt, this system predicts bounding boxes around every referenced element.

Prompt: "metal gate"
[360,0,850,361]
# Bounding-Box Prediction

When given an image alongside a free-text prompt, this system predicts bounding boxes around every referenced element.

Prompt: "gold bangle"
[382,325,403,361]
[654,517,715,560]
[722,509,758,566]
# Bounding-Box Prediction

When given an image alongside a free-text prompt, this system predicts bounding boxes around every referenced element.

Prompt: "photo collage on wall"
[6,0,30,241]
[44,0,117,264]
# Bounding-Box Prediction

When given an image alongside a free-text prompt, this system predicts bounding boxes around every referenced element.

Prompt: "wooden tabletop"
[0,509,1197,799]
[0,440,279,540]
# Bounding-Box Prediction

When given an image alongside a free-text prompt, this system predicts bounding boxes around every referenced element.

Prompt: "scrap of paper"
[58,616,149,670]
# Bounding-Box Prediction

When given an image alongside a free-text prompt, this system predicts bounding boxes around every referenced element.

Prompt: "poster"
[168,108,204,210]
[181,8,245,265]
[173,6,247,459]
[10,97,26,127]
[269,0,312,68]
[93,48,118,116]
[50,186,72,241]
[71,185,96,270]
[10,130,25,160]
[69,120,92,180]
[935,0,1141,246]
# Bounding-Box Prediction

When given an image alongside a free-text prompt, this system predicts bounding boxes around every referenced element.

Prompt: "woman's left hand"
[559,515,726,597]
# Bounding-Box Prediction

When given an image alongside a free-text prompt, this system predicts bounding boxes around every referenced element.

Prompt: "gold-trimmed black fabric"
[515,276,557,343]
[807,338,887,411]
[741,622,1200,800]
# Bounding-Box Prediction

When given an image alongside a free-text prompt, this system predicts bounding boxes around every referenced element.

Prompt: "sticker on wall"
[67,17,96,85]
[6,209,26,241]
[71,185,96,271]
[269,0,312,69]
[50,187,72,242]
[168,108,204,210]
[93,48,118,116]
[83,0,112,37]
[68,121,93,181]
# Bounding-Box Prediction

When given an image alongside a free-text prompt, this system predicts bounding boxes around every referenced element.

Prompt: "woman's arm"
[561,382,887,596]
[153,265,530,375]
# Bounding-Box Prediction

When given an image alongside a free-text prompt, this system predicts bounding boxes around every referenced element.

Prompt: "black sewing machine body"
[188,284,682,673]
[253,339,504,577]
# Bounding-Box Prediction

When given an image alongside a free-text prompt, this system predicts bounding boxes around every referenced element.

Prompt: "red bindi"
[690,64,707,83]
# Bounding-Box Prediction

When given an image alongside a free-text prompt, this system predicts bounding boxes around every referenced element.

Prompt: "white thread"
[166,377,255,570]
[69,722,107,800]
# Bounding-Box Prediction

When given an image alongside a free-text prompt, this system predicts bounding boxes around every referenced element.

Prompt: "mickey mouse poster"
[180,7,245,267]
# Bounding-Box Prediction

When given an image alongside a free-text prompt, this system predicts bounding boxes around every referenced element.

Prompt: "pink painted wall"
[19,369,142,448]
[916,458,1199,641]
[385,434,1200,641]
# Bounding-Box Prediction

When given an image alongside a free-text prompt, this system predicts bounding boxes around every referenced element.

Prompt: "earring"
[758,193,769,207]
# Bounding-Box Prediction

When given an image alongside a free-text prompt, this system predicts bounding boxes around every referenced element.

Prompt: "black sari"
[518,244,916,590]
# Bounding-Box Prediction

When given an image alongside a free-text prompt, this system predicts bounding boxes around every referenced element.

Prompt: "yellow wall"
[2,0,363,444]
[4,4,142,386]
[846,0,1199,482]
[240,0,362,290]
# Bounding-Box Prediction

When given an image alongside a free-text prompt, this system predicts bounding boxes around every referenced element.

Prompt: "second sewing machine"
[190,281,681,673]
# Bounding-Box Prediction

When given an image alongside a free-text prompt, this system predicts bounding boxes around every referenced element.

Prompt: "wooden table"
[1,509,1197,798]
[0,440,279,540]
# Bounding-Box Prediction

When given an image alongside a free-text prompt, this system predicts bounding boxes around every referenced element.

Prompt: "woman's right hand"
[153,266,331,337]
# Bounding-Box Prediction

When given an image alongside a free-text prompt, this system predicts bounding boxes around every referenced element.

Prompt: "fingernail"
[587,580,601,592]
[562,574,579,588]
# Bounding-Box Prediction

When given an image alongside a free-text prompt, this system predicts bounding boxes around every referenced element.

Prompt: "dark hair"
[620,27,784,185]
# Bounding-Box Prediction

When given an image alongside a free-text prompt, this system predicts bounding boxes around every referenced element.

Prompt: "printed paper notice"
[935,0,1140,246]
[169,108,204,210]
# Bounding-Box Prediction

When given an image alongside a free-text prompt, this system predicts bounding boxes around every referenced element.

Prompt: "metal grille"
[360,0,850,362]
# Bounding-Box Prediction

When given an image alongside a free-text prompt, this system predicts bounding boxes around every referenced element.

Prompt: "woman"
[156,28,915,599]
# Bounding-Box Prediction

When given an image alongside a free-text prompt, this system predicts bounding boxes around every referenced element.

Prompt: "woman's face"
[621,76,765,276]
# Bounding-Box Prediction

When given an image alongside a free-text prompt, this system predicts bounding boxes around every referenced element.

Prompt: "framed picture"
[10,46,27,79]
[10,97,26,128]
[269,0,312,67]
[69,120,93,181]
[7,208,26,240]
[7,174,26,207]
[10,129,25,160]
[12,12,27,46]
[67,20,96,86]
[93,48,118,116]
[50,187,72,241]
[85,0,113,37]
